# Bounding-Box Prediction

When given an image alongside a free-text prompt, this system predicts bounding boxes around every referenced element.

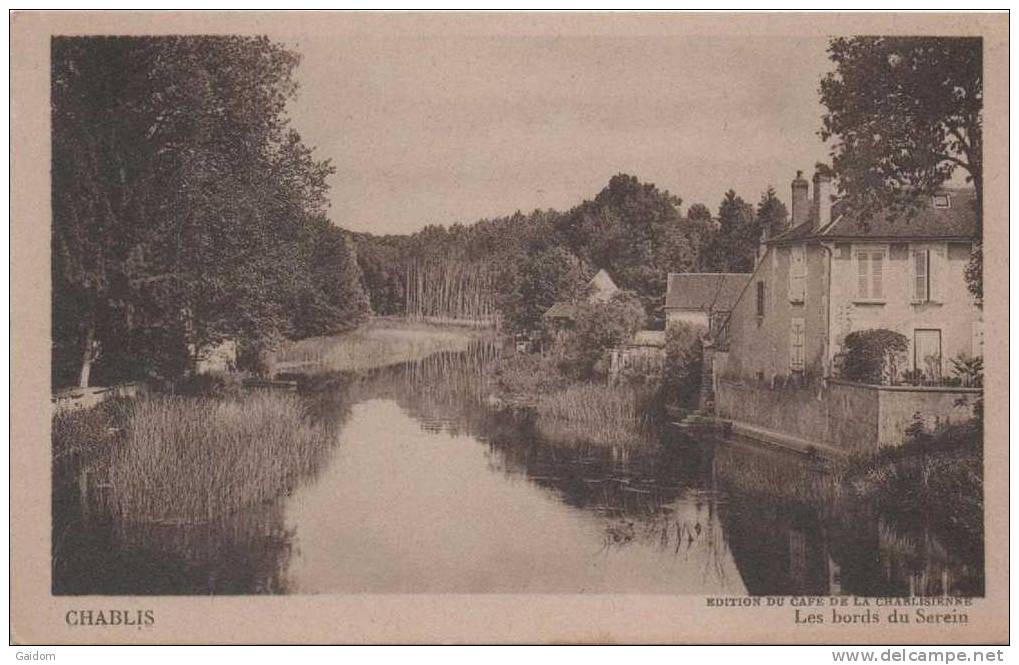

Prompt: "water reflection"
[282,399,744,594]
[52,342,983,596]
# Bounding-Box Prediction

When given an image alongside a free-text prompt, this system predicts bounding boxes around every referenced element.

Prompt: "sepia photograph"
[10,10,1008,646]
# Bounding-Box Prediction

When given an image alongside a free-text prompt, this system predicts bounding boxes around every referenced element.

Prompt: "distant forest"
[355,173,789,332]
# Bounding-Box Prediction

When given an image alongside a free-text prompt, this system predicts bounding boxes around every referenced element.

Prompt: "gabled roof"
[665,273,751,312]
[770,188,978,244]
[544,269,620,321]
[587,268,619,302]
[543,302,579,320]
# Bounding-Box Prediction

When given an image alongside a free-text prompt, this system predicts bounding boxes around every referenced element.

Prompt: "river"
[53,341,983,596]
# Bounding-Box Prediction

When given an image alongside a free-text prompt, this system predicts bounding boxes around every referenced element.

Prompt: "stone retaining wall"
[715,377,979,453]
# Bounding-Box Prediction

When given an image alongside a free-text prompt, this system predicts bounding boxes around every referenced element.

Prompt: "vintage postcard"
[10,11,1009,645]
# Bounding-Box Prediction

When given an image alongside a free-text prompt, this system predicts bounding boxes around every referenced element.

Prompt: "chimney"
[812,169,832,231]
[791,170,809,227]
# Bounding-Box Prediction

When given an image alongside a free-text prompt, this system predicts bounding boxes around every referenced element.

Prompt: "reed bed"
[105,393,333,524]
[273,322,482,374]
[535,383,651,446]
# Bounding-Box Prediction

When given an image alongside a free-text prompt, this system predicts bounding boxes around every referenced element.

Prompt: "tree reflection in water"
[54,341,983,596]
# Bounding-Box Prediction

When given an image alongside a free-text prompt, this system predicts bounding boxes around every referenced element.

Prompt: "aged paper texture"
[11,11,1008,644]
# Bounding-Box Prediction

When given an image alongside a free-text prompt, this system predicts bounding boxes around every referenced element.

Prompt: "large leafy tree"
[686,203,712,224]
[504,246,589,333]
[819,36,982,295]
[555,174,685,321]
[700,190,757,273]
[52,36,366,387]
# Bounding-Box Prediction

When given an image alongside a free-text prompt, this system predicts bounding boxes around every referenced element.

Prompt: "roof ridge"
[666,271,750,277]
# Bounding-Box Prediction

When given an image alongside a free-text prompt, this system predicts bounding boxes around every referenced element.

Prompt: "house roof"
[543,269,620,321]
[664,273,751,312]
[587,268,619,302]
[543,302,580,320]
[770,188,978,244]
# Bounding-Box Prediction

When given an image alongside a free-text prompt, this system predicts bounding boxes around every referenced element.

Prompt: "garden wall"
[715,378,979,453]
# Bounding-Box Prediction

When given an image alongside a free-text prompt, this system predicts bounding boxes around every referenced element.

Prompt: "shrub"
[174,371,245,398]
[493,352,570,404]
[840,329,908,384]
[556,290,645,380]
[951,353,984,388]
[658,322,706,408]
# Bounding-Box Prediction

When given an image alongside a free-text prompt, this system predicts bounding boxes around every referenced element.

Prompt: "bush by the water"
[173,371,246,398]
[493,352,570,403]
[98,394,333,523]
[556,291,645,380]
[658,322,706,408]
[493,351,650,444]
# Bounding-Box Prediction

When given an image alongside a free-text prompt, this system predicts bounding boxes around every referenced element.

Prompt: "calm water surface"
[53,343,983,596]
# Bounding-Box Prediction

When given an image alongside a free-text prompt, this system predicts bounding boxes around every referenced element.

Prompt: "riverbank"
[54,319,491,524]
[491,351,654,445]
[272,317,491,375]
[713,415,983,592]
[53,392,335,525]
[52,327,984,596]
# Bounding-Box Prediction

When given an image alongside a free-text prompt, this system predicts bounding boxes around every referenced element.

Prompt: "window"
[789,245,806,302]
[932,194,951,209]
[790,318,805,371]
[914,329,942,382]
[912,249,932,302]
[756,281,766,317]
[856,249,885,300]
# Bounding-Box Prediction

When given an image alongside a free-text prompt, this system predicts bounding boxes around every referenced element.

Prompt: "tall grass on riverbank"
[104,394,333,524]
[492,351,652,445]
[536,383,651,446]
[273,319,483,374]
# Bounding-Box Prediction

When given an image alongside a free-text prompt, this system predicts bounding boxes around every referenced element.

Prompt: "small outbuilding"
[664,272,750,334]
[609,329,667,381]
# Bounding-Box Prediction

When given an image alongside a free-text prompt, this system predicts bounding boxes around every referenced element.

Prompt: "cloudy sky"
[283,32,835,235]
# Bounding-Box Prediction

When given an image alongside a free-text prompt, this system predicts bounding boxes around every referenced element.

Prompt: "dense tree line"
[355,174,785,332]
[52,37,368,388]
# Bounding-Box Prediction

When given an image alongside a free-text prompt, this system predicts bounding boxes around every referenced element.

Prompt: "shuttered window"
[912,249,931,302]
[790,317,805,371]
[756,281,765,317]
[789,245,806,302]
[856,249,885,300]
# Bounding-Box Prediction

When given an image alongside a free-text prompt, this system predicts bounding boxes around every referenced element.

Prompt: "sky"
[281,33,835,236]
